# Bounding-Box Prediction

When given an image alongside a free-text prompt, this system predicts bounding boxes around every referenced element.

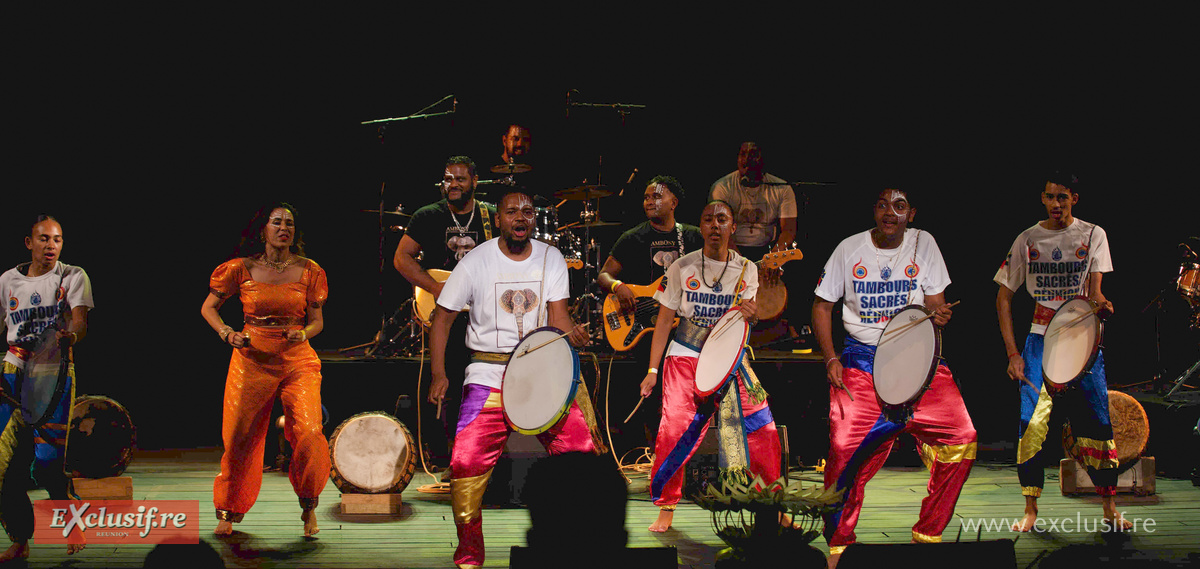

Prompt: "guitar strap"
[479,201,492,241]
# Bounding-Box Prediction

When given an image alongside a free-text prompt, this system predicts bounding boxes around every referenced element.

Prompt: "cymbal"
[490,163,533,174]
[559,219,622,230]
[554,185,611,200]
[361,209,410,217]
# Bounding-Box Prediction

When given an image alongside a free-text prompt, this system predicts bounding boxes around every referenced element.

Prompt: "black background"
[7,8,1198,451]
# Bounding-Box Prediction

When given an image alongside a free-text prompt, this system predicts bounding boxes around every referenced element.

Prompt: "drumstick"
[882,300,961,338]
[837,384,855,402]
[1045,304,1104,339]
[623,396,645,424]
[709,311,745,342]
[436,398,442,420]
[514,322,590,357]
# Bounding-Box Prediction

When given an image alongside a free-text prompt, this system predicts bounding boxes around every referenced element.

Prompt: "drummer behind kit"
[601,247,802,351]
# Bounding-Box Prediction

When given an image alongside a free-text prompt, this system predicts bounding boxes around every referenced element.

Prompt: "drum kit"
[361,159,628,358]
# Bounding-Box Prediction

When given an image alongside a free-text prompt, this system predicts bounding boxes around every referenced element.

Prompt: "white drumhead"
[695,310,749,395]
[874,306,939,406]
[503,328,578,433]
[331,414,411,493]
[1043,298,1100,385]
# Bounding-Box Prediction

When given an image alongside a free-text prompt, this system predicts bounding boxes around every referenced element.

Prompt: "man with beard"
[394,155,494,471]
[596,176,703,450]
[709,142,807,347]
[427,187,591,569]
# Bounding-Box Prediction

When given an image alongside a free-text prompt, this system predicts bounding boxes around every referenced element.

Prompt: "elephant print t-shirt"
[436,238,570,389]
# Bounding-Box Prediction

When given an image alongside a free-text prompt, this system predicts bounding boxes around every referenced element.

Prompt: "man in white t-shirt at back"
[427,187,591,569]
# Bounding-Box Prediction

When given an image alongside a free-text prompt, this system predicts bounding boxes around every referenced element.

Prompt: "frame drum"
[1043,297,1103,386]
[1063,390,1148,473]
[874,305,941,408]
[694,309,750,396]
[329,412,417,494]
[503,327,580,435]
[65,395,137,479]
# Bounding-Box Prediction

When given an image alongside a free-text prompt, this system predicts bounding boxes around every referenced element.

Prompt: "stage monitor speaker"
[838,539,1016,569]
[510,546,676,568]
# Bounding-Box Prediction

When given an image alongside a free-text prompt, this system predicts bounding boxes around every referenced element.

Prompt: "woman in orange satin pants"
[200,202,330,537]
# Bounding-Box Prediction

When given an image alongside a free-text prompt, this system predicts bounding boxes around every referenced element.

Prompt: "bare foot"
[780,512,802,529]
[214,520,234,535]
[1102,497,1134,531]
[1010,512,1038,532]
[67,542,86,555]
[0,541,30,562]
[827,552,840,569]
[302,509,319,537]
[648,509,674,532]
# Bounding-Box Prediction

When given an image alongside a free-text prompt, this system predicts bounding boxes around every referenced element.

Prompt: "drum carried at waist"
[873,305,941,410]
[1042,297,1103,388]
[502,327,580,435]
[693,309,750,397]
[329,412,417,494]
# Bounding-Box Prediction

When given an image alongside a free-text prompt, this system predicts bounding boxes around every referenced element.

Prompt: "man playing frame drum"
[812,188,976,568]
[994,171,1127,531]
[639,200,782,533]
[427,186,590,569]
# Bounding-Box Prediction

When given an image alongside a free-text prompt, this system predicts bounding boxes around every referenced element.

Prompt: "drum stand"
[1164,358,1200,403]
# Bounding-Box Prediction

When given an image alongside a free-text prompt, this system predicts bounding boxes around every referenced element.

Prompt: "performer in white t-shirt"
[427,187,591,569]
[994,172,1127,532]
[812,189,976,567]
[638,200,782,533]
[0,216,93,562]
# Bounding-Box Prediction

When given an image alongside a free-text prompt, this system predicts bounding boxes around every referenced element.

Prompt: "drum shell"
[1178,261,1200,298]
[66,395,136,479]
[872,305,941,409]
[329,412,416,494]
[1062,390,1148,474]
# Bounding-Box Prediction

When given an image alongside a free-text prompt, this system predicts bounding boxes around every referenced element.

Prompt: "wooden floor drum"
[65,395,137,479]
[329,412,417,494]
[1063,390,1149,473]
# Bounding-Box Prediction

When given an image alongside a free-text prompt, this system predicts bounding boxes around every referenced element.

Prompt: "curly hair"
[234,202,305,259]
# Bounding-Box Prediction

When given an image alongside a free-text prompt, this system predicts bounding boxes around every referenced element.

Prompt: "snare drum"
[502,327,580,435]
[65,395,137,479]
[1042,297,1103,387]
[694,309,750,396]
[1178,261,1200,300]
[329,412,417,494]
[873,305,941,409]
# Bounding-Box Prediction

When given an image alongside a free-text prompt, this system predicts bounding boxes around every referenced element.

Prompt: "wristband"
[647,367,658,375]
[1007,351,1020,360]
[218,325,233,343]
[824,356,839,366]
[611,280,624,294]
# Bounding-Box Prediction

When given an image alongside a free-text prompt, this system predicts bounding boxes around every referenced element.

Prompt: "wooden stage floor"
[20,448,1200,568]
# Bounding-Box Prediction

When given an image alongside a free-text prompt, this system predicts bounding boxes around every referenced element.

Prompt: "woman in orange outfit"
[200,202,330,537]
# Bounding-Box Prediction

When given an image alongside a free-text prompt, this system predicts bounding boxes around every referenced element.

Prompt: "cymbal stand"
[359,94,457,350]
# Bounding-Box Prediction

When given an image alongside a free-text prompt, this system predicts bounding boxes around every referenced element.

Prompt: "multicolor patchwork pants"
[823,339,977,554]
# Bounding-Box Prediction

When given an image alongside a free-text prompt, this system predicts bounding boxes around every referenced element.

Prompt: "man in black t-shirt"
[596,175,703,452]
[393,155,493,471]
